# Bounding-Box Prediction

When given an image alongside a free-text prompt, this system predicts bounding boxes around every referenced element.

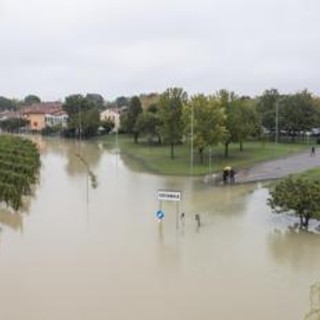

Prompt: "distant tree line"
[0,94,42,111]
[2,89,320,148]
[119,88,320,162]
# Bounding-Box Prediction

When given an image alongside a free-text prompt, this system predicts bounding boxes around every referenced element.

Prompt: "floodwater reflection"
[0,209,23,232]
[304,282,320,320]
[0,137,319,320]
[267,231,320,272]
[0,192,33,242]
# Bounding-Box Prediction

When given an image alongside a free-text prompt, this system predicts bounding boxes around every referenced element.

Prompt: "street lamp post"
[275,102,278,143]
[78,104,82,141]
[115,128,119,153]
[190,104,194,176]
[209,146,212,177]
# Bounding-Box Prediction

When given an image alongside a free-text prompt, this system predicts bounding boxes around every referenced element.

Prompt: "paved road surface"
[235,151,320,183]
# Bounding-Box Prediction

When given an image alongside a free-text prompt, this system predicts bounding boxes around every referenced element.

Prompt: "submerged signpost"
[157,190,182,229]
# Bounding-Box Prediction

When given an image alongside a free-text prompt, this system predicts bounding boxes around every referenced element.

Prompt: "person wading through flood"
[311,146,316,156]
[223,166,231,184]
[195,213,201,228]
[230,167,235,184]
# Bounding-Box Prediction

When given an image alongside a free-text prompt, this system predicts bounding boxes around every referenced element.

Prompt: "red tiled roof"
[22,102,63,115]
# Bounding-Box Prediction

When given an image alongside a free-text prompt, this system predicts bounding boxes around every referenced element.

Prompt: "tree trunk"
[225,142,229,158]
[171,143,174,159]
[299,213,304,228]
[199,148,204,164]
[299,213,310,230]
[239,139,243,151]
[157,134,162,145]
[304,214,310,230]
[134,132,139,144]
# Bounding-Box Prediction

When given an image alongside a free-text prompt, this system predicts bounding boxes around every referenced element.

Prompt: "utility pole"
[275,100,279,144]
[79,104,82,142]
[190,105,194,176]
[209,146,212,177]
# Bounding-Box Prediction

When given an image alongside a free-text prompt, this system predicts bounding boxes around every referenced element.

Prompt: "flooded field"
[0,137,319,320]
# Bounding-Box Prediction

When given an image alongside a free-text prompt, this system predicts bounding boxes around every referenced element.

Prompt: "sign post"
[157,190,182,229]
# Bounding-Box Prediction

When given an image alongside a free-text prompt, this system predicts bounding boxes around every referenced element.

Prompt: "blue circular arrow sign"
[156,210,165,220]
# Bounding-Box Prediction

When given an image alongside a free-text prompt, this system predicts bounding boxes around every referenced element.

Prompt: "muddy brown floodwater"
[0,137,319,320]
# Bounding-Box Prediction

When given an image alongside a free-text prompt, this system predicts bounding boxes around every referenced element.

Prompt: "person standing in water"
[311,146,316,156]
[230,168,235,184]
[195,214,201,228]
[223,166,231,184]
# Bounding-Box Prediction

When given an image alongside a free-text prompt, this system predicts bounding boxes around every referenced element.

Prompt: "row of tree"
[257,89,320,136]
[120,88,259,161]
[2,88,320,149]
[120,88,320,161]
[0,93,107,111]
[0,95,42,110]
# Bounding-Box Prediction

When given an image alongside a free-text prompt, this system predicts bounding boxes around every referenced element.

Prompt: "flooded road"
[0,137,319,320]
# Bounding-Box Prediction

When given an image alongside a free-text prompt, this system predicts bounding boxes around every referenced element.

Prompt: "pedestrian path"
[235,151,320,184]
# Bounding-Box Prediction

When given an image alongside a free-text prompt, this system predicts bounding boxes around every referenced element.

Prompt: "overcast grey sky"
[0,0,319,101]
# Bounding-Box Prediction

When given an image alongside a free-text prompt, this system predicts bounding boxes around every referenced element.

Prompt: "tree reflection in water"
[0,195,33,249]
[304,282,320,320]
[0,137,103,250]
[267,231,320,272]
[0,209,23,233]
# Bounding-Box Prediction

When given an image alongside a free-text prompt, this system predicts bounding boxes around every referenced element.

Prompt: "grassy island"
[99,134,310,176]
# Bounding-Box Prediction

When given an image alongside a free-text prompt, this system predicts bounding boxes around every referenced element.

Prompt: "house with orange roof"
[22,102,68,131]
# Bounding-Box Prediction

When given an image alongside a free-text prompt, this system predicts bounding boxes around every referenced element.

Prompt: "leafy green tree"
[257,89,320,141]
[234,97,261,151]
[216,90,237,157]
[217,91,260,156]
[119,96,143,143]
[116,96,130,107]
[0,118,29,132]
[86,93,104,110]
[0,96,16,111]
[100,118,115,133]
[135,111,162,144]
[183,94,226,164]
[158,88,187,159]
[62,94,100,138]
[147,103,159,113]
[280,90,320,138]
[130,96,143,142]
[24,95,41,105]
[82,108,100,137]
[268,177,320,230]
[256,89,280,133]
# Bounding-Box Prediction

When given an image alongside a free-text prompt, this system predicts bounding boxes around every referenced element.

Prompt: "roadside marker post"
[157,190,182,229]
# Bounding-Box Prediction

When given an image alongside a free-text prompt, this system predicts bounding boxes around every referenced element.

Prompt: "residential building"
[22,102,67,131]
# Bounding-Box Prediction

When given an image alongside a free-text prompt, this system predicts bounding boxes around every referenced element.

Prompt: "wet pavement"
[236,151,320,183]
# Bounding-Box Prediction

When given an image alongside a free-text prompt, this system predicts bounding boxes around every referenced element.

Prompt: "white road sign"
[157,190,181,202]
